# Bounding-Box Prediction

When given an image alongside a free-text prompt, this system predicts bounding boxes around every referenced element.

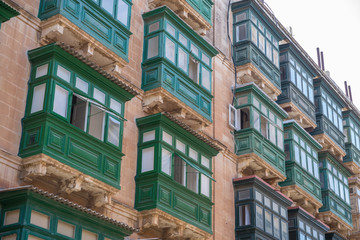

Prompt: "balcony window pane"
[147,36,159,59]
[309,87,314,103]
[266,41,272,60]
[57,220,75,238]
[165,37,175,63]
[239,205,251,226]
[300,232,305,240]
[30,210,49,229]
[81,230,97,240]
[277,131,283,150]
[296,73,302,90]
[235,12,246,22]
[141,147,154,172]
[174,155,186,186]
[36,64,48,78]
[261,116,268,139]
[251,24,257,45]
[294,145,300,163]
[281,220,287,240]
[259,34,265,53]
[108,116,120,146]
[70,95,87,131]
[290,67,296,84]
[189,148,198,160]
[273,216,280,238]
[201,67,211,91]
[93,88,105,104]
[301,150,307,169]
[186,165,199,192]
[201,156,210,168]
[314,161,319,179]
[265,210,272,234]
[148,22,159,33]
[302,81,308,97]
[176,139,186,153]
[256,205,263,229]
[253,110,260,131]
[191,44,198,57]
[57,65,71,82]
[110,98,122,114]
[264,196,271,208]
[4,209,20,225]
[179,33,187,47]
[202,54,210,66]
[53,85,69,117]
[75,77,88,93]
[101,0,114,15]
[307,156,313,175]
[117,0,129,26]
[162,131,173,145]
[31,83,46,113]
[161,148,172,175]
[334,177,339,195]
[255,190,262,203]
[143,130,155,142]
[88,105,105,140]
[269,124,276,145]
[178,48,188,73]
[236,24,247,42]
[273,49,279,67]
[28,235,45,240]
[189,56,199,83]
[201,174,210,197]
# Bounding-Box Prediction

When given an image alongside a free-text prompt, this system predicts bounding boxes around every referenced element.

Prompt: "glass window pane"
[88,105,105,140]
[255,190,263,203]
[264,196,271,208]
[178,48,188,73]
[176,139,186,153]
[273,216,280,238]
[253,110,260,131]
[290,67,296,84]
[190,44,198,57]
[101,0,114,15]
[307,156,313,175]
[57,65,71,82]
[235,12,246,22]
[201,174,210,197]
[179,33,187,47]
[75,77,88,93]
[259,34,265,53]
[201,67,211,91]
[141,147,154,172]
[186,165,198,192]
[165,37,175,63]
[201,156,210,168]
[107,116,120,146]
[147,36,159,59]
[162,131,173,145]
[266,41,272,60]
[143,130,155,142]
[4,209,20,225]
[281,220,287,240]
[81,230,97,240]
[251,24,257,45]
[117,0,128,26]
[269,124,276,144]
[31,83,46,113]
[256,205,263,229]
[273,49,279,67]
[277,130,283,150]
[110,98,122,114]
[93,88,105,104]
[70,95,87,131]
[36,64,48,78]
[148,22,159,33]
[294,145,300,163]
[189,148,198,160]
[28,235,45,240]
[202,54,210,66]
[265,210,272,234]
[174,155,186,186]
[301,150,307,169]
[236,24,247,42]
[53,85,68,117]
[166,23,175,36]
[57,220,75,238]
[30,210,49,229]
[161,148,172,175]
[239,205,251,226]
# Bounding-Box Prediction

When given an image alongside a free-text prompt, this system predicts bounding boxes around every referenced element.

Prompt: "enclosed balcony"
[230,83,288,186]
[148,0,213,35]
[318,153,352,238]
[19,44,138,206]
[231,0,284,100]
[279,120,323,215]
[135,113,219,239]
[141,7,218,130]
[277,43,317,130]
[342,110,360,174]
[233,175,292,240]
[312,77,346,162]
[287,206,329,240]
[38,0,132,73]
[0,186,136,240]
[0,1,19,28]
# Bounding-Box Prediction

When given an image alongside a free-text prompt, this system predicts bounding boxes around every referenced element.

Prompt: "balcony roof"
[284,119,322,150]
[288,206,330,232]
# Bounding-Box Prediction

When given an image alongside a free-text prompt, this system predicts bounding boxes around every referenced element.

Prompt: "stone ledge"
[280,102,317,130]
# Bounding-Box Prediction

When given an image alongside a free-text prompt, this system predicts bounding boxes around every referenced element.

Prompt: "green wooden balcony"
[135,113,219,238]
[279,120,322,215]
[0,186,135,240]
[0,1,19,28]
[231,0,284,100]
[312,77,346,161]
[277,43,317,130]
[148,0,213,35]
[231,83,287,184]
[318,153,352,237]
[38,0,132,71]
[233,176,292,240]
[141,7,218,129]
[19,44,136,206]
[342,110,360,174]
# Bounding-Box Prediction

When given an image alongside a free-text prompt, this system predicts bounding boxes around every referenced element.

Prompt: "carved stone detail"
[280,102,317,130]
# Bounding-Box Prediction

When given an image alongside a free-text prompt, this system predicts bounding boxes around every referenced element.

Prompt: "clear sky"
[264,0,360,108]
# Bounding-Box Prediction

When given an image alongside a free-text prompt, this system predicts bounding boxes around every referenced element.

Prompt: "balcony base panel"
[313,133,346,162]
[142,87,211,131]
[22,153,118,207]
[236,63,281,100]
[236,153,286,189]
[138,208,211,240]
[40,14,127,75]
[280,185,322,215]
[148,0,211,36]
[317,211,352,238]
[280,102,316,130]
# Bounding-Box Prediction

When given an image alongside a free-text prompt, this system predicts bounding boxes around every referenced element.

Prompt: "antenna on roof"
[344,81,353,102]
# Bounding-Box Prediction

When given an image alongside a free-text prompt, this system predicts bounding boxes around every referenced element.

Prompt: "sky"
[264,0,360,108]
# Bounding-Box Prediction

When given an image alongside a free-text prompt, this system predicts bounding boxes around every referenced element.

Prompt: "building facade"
[0,0,360,239]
